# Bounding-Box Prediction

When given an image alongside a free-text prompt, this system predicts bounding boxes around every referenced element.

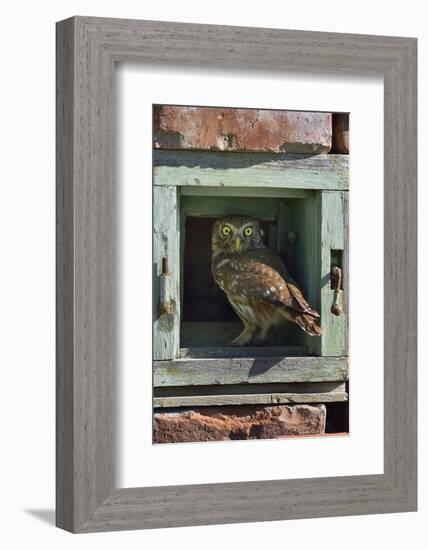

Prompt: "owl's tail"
[294,313,322,336]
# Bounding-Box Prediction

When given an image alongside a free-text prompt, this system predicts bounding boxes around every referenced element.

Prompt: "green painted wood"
[153,356,348,387]
[277,193,322,355]
[180,186,309,199]
[154,150,349,191]
[157,159,347,361]
[320,191,348,356]
[343,192,349,353]
[180,346,307,358]
[181,195,280,220]
[179,201,186,320]
[153,186,180,360]
[153,390,348,408]
[153,381,348,407]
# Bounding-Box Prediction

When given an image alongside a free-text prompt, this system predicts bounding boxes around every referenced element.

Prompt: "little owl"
[211,215,322,346]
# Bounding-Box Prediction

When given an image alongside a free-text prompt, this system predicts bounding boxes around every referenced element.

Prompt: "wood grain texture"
[56,18,75,532]
[153,186,180,359]
[153,381,347,409]
[320,191,348,356]
[56,16,417,532]
[181,195,280,221]
[179,346,307,358]
[383,37,417,505]
[153,356,348,387]
[154,150,349,190]
[278,192,322,355]
[180,185,309,199]
[153,388,348,407]
[57,17,116,531]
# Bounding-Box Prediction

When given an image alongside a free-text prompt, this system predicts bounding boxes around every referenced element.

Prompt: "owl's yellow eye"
[244,227,253,236]
[222,226,231,236]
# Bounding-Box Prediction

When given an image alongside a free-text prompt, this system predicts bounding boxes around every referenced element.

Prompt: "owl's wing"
[247,250,320,317]
[213,253,319,318]
[282,279,320,318]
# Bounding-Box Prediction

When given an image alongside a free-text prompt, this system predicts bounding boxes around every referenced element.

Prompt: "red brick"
[153,404,326,443]
[154,106,332,153]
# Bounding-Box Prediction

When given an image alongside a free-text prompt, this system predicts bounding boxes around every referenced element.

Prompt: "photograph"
[152,104,349,443]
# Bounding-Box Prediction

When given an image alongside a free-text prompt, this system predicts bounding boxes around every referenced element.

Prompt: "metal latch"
[331,265,343,316]
[160,257,172,315]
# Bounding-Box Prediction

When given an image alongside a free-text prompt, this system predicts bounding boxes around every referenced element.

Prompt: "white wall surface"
[0,1,425,548]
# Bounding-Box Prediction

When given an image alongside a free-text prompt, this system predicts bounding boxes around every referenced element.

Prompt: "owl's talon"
[251,326,270,346]
[228,338,252,347]
[228,329,255,347]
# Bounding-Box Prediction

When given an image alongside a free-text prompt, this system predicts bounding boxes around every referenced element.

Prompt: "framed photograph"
[56,16,417,532]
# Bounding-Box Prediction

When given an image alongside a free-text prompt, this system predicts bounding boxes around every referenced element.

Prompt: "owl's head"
[211,216,266,257]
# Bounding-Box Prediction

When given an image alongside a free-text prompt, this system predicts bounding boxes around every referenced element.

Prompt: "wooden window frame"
[153,149,349,360]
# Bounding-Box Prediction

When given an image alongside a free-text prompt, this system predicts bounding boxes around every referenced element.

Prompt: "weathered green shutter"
[320,191,348,356]
[153,186,180,360]
[153,152,348,361]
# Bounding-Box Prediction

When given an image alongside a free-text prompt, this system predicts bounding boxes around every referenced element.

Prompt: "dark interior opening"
[325,401,349,433]
[182,216,277,322]
[179,195,320,352]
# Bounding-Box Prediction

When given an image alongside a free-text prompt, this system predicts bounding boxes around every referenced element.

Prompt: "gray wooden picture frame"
[56,16,417,533]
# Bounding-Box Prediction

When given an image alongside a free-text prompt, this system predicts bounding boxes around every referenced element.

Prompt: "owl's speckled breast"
[211,216,321,343]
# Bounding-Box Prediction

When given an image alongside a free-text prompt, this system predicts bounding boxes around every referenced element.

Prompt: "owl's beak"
[234,237,241,251]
